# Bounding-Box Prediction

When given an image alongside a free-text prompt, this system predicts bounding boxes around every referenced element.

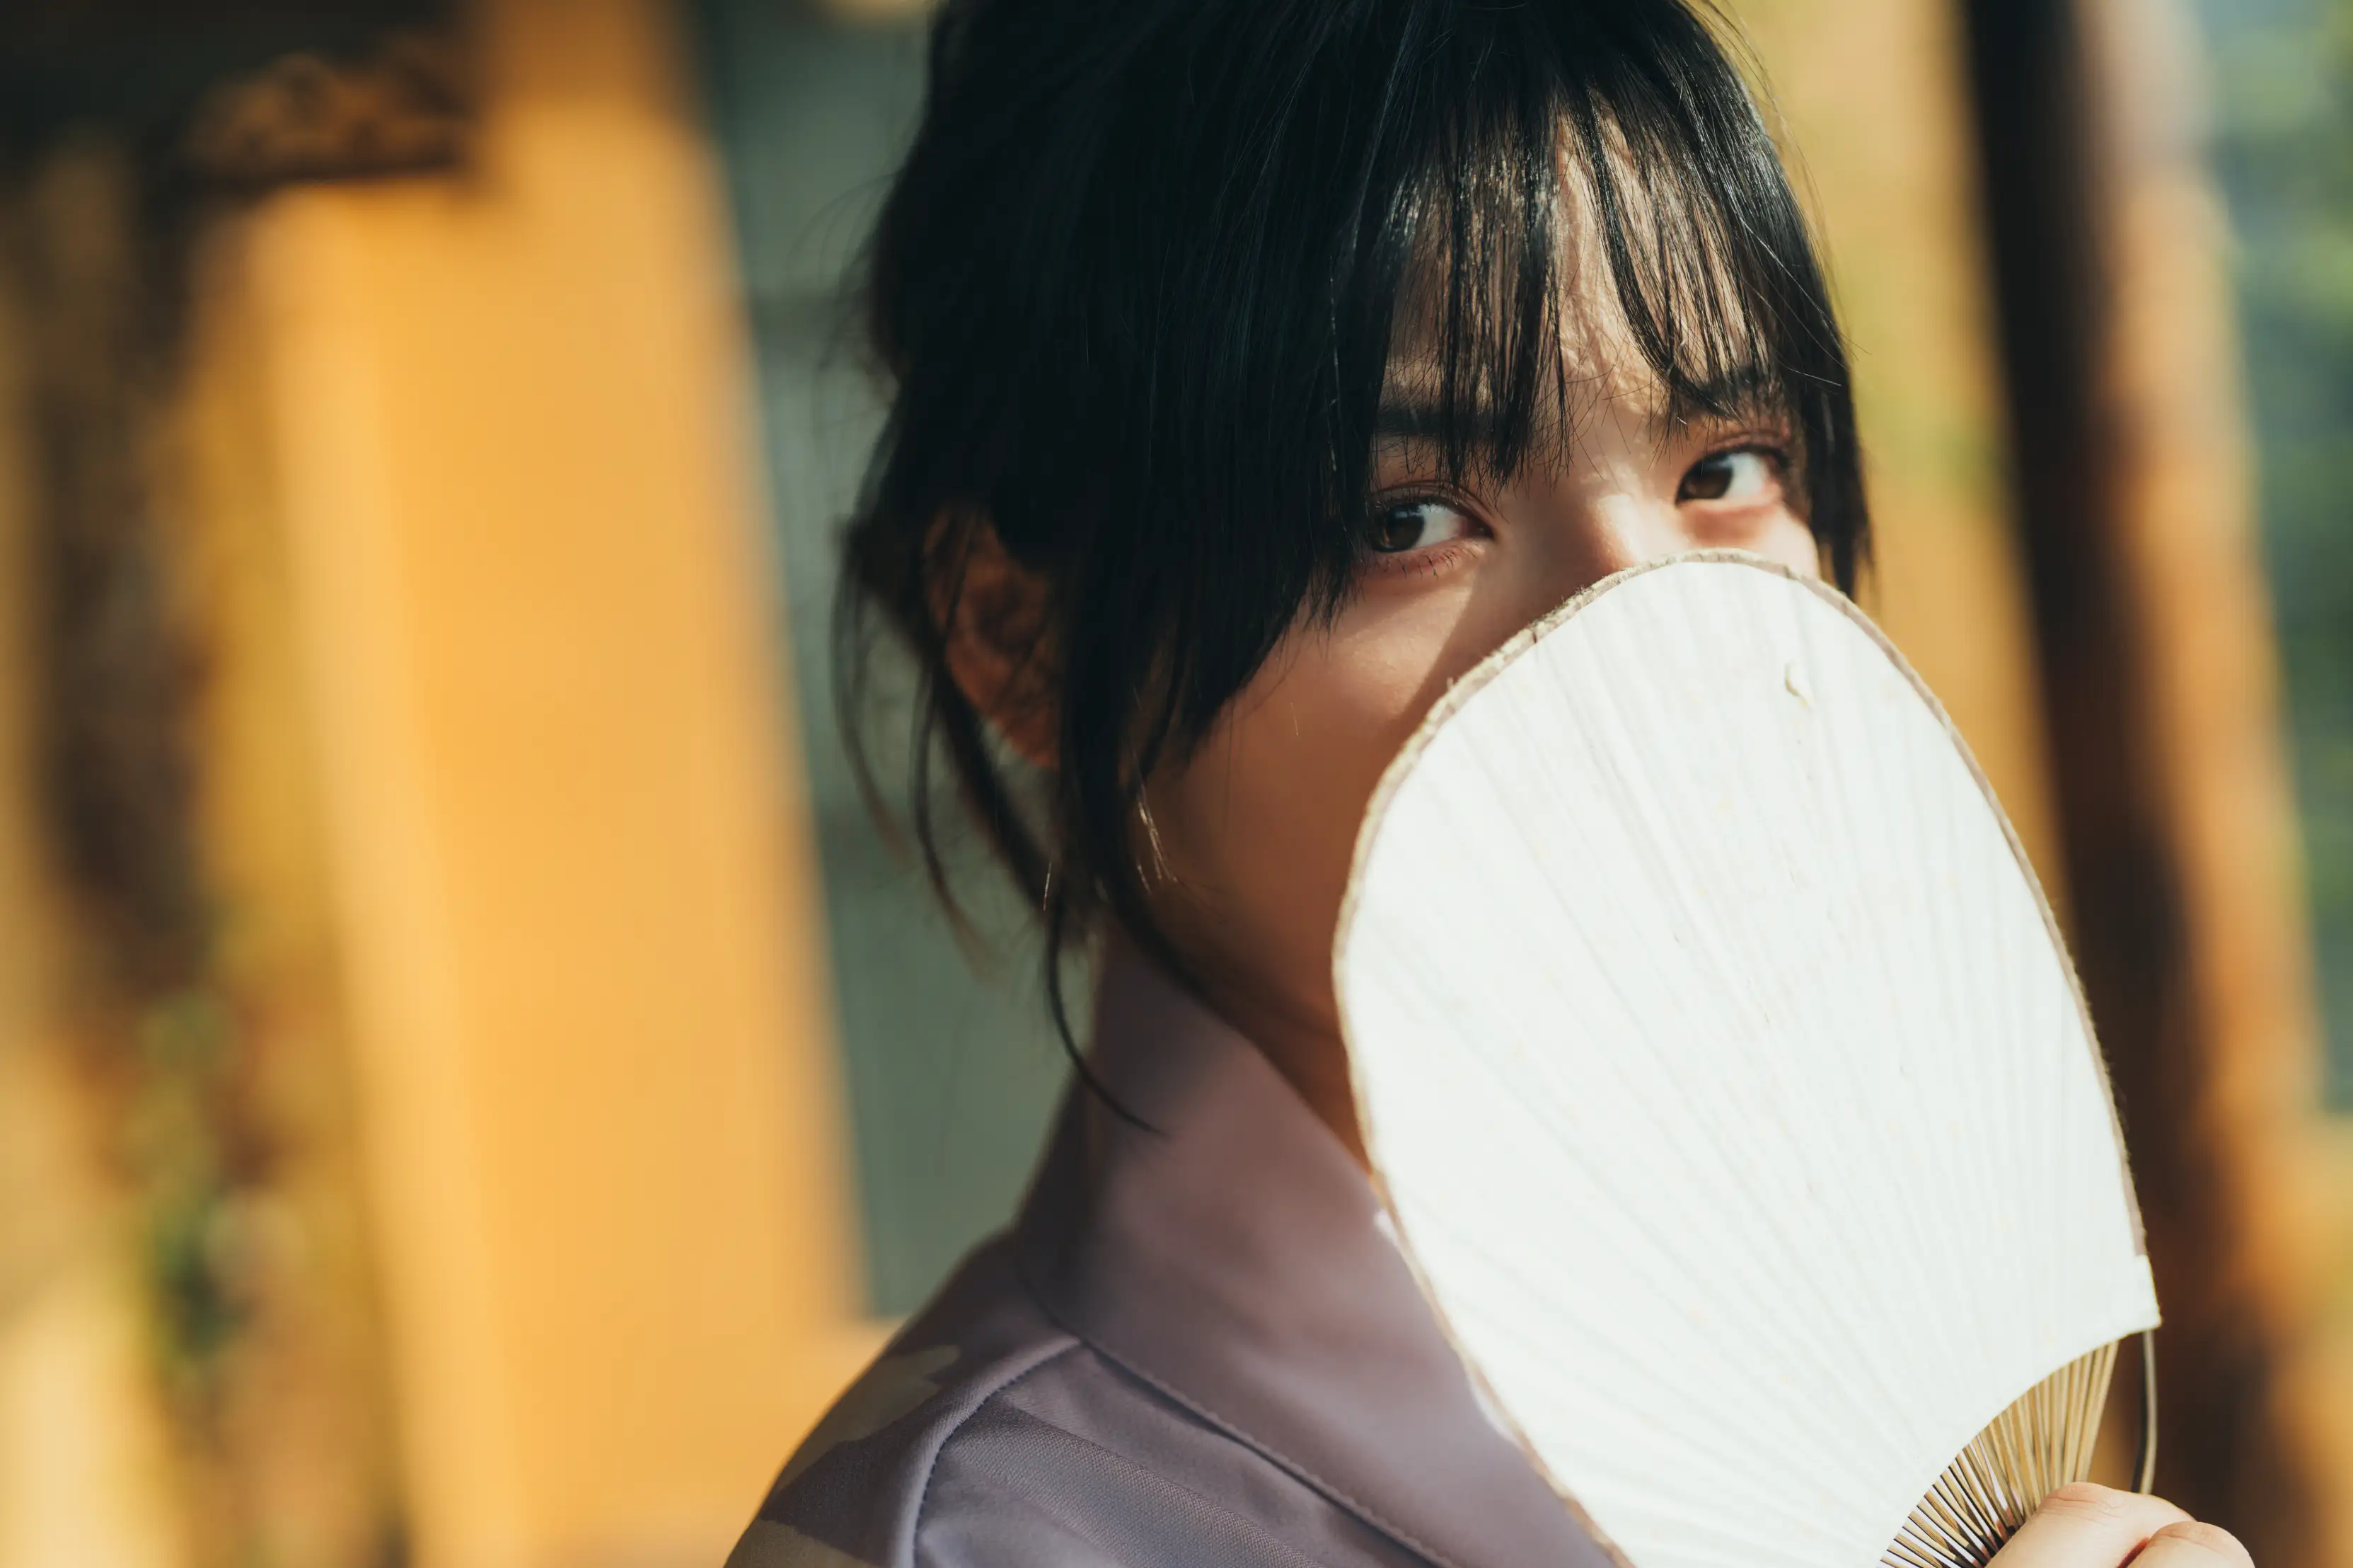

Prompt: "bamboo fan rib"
[1887,1343,2116,1568]
[1335,554,2160,1568]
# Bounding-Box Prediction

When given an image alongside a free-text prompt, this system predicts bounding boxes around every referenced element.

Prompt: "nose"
[1525,487,1690,615]
[1612,489,1718,566]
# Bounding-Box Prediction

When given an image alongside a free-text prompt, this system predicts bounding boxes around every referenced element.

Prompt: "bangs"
[846,0,1867,1012]
[1321,1,1861,587]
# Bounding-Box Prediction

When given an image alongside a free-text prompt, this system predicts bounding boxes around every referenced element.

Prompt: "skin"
[1138,318,1815,1166]
[946,311,1815,1095]
[940,234,2255,1568]
[1996,1485,2251,1568]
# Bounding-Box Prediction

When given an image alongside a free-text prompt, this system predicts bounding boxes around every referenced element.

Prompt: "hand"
[1991,1485,2253,1568]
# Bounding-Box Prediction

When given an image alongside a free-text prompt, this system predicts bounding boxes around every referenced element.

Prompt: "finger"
[2132,1521,2255,1568]
[1991,1484,2195,1568]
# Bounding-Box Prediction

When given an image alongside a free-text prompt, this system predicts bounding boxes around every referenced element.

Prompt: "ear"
[935,516,1060,768]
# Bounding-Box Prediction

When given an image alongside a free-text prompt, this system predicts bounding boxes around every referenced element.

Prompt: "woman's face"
[1142,315,1821,1158]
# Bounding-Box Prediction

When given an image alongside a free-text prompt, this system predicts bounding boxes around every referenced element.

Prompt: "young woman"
[728,2,2256,1565]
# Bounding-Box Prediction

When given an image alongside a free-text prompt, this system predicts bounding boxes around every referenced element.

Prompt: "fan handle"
[2133,1330,2159,1496]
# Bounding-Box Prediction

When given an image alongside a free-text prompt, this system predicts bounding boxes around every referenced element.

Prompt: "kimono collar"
[1014,946,1612,1568]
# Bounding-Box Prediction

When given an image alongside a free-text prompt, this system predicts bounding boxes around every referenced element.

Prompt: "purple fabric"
[727,951,1614,1568]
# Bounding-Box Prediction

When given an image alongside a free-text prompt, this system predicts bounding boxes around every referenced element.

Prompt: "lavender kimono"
[725,951,1613,1568]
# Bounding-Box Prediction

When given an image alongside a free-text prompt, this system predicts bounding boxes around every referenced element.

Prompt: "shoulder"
[725,1237,1076,1567]
[722,1239,1409,1568]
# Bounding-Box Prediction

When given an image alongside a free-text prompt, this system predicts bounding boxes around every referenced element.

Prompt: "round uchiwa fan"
[1334,554,2160,1568]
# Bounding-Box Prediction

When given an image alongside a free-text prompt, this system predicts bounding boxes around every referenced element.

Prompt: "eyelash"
[1677,441,1789,505]
[1358,538,1480,581]
[1355,488,1492,580]
[1354,437,1793,581]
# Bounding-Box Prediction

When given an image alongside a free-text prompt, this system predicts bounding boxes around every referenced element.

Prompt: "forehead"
[1378,124,1755,431]
[1382,283,1663,422]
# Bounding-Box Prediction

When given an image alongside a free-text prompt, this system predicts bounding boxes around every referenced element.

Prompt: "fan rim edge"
[1330,549,2158,1568]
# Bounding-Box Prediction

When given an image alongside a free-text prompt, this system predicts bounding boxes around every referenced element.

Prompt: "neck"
[1186,973,1368,1168]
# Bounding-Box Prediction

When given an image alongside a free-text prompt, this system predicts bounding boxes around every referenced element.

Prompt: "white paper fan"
[1334,554,2159,1568]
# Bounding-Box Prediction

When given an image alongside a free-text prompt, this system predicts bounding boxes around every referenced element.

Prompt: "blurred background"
[0,0,2346,1564]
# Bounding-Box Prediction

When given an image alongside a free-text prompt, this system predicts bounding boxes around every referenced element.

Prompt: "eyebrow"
[1372,361,1785,449]
[1673,363,1783,424]
[1372,397,1506,446]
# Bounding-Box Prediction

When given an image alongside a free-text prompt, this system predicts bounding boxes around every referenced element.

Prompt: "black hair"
[839,0,1868,1046]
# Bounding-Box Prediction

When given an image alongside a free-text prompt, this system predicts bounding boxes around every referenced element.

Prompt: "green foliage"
[2195,0,2353,1098]
[127,988,252,1410]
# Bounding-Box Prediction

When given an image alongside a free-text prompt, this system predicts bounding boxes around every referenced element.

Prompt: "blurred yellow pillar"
[226,0,877,1562]
[0,211,190,1568]
[1738,0,2064,889]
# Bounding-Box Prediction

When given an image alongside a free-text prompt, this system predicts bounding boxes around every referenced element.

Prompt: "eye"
[1366,498,1476,554]
[1677,447,1779,505]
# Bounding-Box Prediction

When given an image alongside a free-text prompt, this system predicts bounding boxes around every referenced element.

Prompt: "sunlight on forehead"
[1377,111,1771,470]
